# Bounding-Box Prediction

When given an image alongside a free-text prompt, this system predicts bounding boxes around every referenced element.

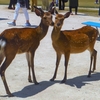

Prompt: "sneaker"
[24,23,31,27]
[7,22,16,26]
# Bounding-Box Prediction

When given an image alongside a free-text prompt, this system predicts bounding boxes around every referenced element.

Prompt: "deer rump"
[62,26,98,53]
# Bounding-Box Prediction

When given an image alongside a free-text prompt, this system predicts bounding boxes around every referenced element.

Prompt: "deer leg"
[0,52,5,65]
[50,52,61,81]
[30,51,39,85]
[1,71,13,97]
[92,49,97,72]
[26,52,32,82]
[0,54,16,97]
[61,52,70,83]
[88,52,94,77]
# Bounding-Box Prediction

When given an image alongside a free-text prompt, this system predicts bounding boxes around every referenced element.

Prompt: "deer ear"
[55,9,58,14]
[34,6,44,16]
[64,12,70,18]
[49,7,58,15]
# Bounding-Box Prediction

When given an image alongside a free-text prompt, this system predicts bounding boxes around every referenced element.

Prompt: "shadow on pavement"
[9,72,100,98]
[13,81,55,98]
[0,18,8,20]
[66,72,100,88]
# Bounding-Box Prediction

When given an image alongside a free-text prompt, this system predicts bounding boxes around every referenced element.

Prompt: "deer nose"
[57,23,61,27]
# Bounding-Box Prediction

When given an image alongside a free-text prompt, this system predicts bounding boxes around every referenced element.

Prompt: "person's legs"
[62,1,65,10]
[8,3,31,26]
[8,0,13,9]
[26,0,30,9]
[59,0,62,10]
[22,7,31,26]
[75,7,78,15]
[69,7,73,15]
[34,0,37,6]
[13,3,20,22]
[69,6,72,13]
[12,0,17,9]
[56,0,58,6]
[7,3,20,26]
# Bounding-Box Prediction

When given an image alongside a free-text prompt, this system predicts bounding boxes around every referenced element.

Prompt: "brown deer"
[0,6,54,97]
[50,12,98,83]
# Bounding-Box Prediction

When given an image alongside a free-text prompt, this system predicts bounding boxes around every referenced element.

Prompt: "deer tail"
[0,39,6,49]
[0,38,6,70]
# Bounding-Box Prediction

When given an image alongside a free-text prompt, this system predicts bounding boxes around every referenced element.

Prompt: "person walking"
[69,0,78,15]
[8,0,17,9]
[7,0,31,26]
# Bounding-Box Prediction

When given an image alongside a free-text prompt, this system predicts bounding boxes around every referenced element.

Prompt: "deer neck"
[51,27,61,41]
[37,20,49,40]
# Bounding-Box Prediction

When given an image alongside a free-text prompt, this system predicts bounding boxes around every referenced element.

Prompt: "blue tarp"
[82,21,100,28]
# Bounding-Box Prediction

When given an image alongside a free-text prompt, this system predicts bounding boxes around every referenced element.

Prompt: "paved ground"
[0,5,100,100]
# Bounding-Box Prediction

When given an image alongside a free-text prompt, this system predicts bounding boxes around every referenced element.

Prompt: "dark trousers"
[59,0,65,10]
[8,0,17,9]
[26,0,30,9]
[69,7,78,14]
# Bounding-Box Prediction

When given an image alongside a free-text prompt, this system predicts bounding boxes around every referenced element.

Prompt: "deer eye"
[60,19,64,22]
[55,17,57,19]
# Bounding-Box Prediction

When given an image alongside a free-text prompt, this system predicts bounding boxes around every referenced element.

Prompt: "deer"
[50,11,98,83]
[0,6,54,97]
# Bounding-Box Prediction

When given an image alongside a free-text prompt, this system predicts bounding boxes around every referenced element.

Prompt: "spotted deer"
[0,6,54,97]
[50,12,98,83]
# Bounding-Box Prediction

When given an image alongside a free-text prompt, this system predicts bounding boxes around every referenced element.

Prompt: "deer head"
[34,6,54,26]
[54,12,70,29]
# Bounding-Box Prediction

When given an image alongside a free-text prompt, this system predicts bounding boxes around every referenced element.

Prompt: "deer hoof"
[91,70,94,73]
[87,71,91,78]
[28,80,33,83]
[50,78,54,81]
[87,74,91,78]
[35,82,39,85]
[61,79,66,83]
[8,93,14,97]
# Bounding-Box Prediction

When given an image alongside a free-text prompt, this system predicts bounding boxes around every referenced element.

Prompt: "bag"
[19,0,25,7]
[64,0,68,2]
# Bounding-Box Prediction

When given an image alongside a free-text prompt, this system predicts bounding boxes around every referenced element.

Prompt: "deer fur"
[0,6,54,97]
[50,12,98,83]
